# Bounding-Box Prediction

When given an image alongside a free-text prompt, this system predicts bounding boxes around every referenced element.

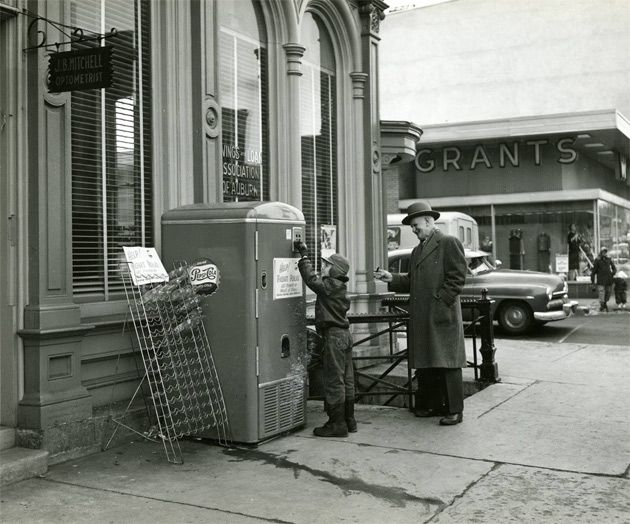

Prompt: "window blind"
[71,0,152,299]
[300,64,337,268]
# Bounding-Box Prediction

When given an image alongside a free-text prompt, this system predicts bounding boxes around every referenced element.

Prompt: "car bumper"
[534,300,579,321]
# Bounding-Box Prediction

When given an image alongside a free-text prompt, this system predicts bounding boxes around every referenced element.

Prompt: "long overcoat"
[591,255,616,287]
[390,229,467,369]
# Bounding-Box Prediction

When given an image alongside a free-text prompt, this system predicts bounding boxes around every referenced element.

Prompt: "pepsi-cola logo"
[189,264,218,284]
[188,259,220,297]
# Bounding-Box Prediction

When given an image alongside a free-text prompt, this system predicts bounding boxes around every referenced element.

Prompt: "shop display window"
[70,0,152,299]
[219,1,269,202]
[440,202,600,275]
[599,200,630,274]
[300,12,338,269]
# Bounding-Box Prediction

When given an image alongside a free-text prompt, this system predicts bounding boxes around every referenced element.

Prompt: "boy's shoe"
[313,403,348,437]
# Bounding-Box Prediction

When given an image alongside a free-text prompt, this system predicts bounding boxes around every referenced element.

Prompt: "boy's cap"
[322,253,350,277]
[617,271,628,279]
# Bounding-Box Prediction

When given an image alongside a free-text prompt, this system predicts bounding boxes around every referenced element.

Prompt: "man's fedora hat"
[401,201,440,225]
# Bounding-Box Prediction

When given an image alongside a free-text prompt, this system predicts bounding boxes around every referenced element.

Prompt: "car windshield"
[467,256,494,275]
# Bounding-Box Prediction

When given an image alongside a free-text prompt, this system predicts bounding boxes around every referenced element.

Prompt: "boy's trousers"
[321,327,354,406]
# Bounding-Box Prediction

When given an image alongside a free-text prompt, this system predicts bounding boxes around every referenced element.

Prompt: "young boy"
[613,270,627,310]
[296,242,355,437]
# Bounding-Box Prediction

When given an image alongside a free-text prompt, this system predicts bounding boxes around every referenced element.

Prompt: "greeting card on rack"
[122,246,169,286]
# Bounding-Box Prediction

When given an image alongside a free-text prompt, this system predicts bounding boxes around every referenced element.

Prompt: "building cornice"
[380,120,423,166]
[419,109,630,144]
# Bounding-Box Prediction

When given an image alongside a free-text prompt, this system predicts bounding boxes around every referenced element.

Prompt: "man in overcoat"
[375,201,467,426]
[591,247,616,312]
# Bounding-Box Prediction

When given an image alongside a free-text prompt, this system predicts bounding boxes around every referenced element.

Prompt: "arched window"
[300,12,337,268]
[219,1,269,202]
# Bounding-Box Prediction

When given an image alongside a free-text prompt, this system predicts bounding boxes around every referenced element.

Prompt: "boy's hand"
[294,241,308,257]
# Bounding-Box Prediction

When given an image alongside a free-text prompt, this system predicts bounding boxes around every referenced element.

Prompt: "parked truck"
[387,211,480,251]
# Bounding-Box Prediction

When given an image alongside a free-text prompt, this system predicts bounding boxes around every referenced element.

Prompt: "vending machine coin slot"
[291,227,304,251]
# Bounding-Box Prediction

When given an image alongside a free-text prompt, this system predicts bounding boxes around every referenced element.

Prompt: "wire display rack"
[105,262,231,464]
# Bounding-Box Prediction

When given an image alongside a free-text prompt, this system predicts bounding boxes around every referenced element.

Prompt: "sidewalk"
[1,338,629,523]
[573,297,630,315]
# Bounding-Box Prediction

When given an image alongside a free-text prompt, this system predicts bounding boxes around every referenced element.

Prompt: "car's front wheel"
[497,301,533,335]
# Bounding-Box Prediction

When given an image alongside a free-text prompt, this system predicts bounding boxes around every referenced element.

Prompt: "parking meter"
[161,202,307,444]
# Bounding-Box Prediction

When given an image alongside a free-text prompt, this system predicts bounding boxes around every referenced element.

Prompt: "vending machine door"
[255,220,307,439]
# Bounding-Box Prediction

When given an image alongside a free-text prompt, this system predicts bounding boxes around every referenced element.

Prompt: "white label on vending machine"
[273,258,303,300]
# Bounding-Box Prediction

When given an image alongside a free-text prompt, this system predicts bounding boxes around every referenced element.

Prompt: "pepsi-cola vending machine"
[161,202,307,444]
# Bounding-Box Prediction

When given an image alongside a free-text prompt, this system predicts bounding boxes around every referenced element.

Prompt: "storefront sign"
[48,47,113,93]
[273,258,303,300]
[122,246,169,286]
[555,254,569,273]
[222,144,262,200]
[415,138,577,173]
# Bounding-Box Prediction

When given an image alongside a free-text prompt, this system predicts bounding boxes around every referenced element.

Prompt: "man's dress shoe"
[413,408,442,418]
[439,413,463,426]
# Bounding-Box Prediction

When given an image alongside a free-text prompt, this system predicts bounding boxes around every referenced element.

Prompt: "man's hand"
[373,267,393,283]
[294,241,308,257]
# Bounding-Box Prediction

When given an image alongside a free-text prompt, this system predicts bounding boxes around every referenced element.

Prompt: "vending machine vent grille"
[260,376,305,438]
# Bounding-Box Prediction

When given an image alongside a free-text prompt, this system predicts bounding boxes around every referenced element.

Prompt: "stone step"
[0,447,49,488]
[0,426,16,451]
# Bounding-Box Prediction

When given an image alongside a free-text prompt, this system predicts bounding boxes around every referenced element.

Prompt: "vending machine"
[161,202,307,444]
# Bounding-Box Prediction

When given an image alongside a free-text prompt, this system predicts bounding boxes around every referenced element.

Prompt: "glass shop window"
[70,0,152,300]
[300,12,337,269]
[494,201,594,274]
[600,201,630,270]
[219,1,269,202]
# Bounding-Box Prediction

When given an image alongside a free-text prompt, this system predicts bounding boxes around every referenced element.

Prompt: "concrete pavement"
[1,337,629,523]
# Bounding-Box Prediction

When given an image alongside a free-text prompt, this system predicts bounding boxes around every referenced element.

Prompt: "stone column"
[18,2,93,452]
[358,0,388,293]
[281,43,306,208]
[350,3,393,366]
[350,71,369,294]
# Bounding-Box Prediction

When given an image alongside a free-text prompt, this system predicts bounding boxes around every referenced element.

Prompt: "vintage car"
[387,248,578,335]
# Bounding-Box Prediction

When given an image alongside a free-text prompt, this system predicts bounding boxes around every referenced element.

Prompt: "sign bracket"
[20,8,117,53]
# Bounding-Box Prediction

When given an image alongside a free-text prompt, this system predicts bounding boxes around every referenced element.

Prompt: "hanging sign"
[48,46,113,93]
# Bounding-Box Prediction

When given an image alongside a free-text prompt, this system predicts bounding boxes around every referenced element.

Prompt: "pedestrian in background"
[591,247,616,312]
[567,223,581,281]
[374,201,467,426]
[296,243,356,437]
[613,270,627,310]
